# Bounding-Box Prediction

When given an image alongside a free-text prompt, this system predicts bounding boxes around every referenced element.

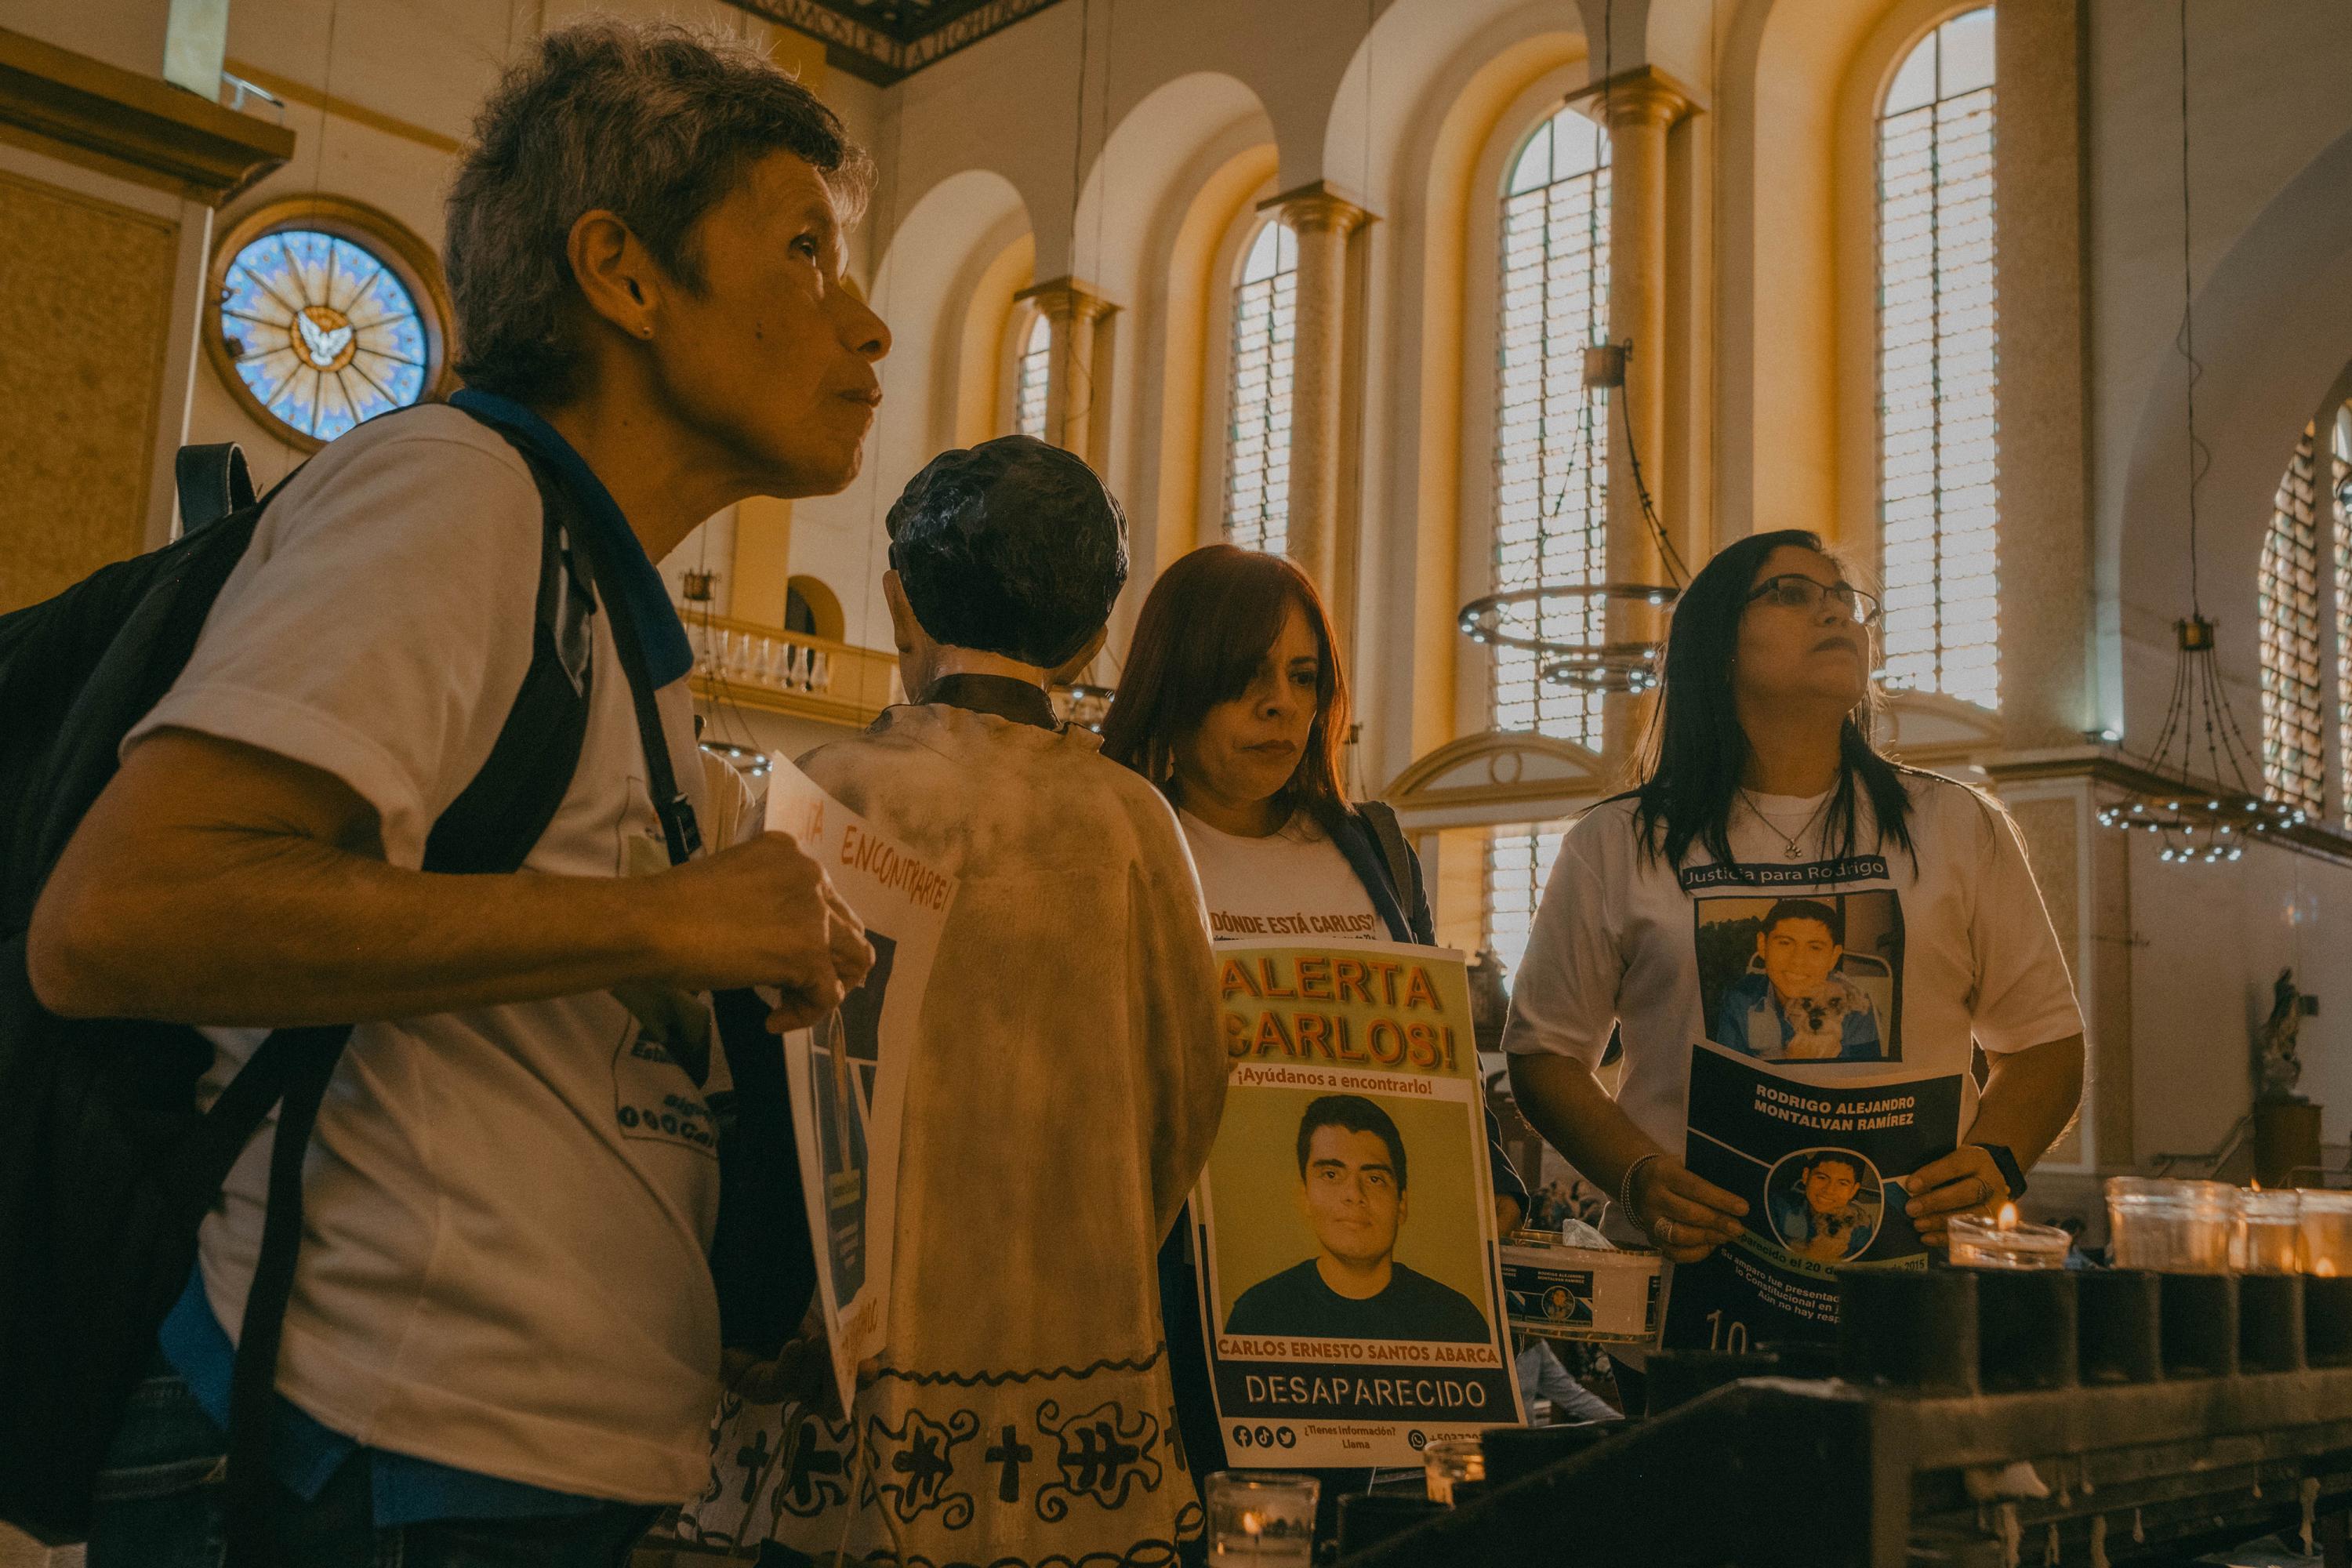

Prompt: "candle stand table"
[1337,1270,2352,1567]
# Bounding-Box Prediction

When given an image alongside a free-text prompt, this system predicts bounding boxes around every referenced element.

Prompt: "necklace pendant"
[1786,843,1803,860]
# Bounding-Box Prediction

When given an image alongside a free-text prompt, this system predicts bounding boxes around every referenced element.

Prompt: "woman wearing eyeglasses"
[1501,531,2084,1369]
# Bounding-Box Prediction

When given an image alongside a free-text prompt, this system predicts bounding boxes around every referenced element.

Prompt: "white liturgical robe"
[771,699,1225,1566]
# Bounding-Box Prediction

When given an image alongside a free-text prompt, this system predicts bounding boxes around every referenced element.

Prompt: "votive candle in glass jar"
[1206,1472,1319,1566]
[2106,1177,2235,1272]
[2235,1188,2303,1274]
[1950,1204,2070,1269]
[2299,1190,2352,1277]
[1422,1437,1486,1505]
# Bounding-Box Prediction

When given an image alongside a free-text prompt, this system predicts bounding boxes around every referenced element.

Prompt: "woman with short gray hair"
[445,18,873,403]
[51,19,887,1567]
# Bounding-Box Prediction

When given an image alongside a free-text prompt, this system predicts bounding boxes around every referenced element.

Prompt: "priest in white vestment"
[774,437,1224,1566]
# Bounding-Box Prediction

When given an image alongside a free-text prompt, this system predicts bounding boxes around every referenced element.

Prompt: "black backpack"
[0,410,603,1548]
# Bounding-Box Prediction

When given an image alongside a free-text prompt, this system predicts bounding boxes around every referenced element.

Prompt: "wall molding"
[0,26,292,207]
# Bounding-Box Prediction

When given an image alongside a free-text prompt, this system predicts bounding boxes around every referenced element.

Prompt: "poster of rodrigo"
[1664,1039,1963,1352]
[763,757,958,1412]
[1191,938,1523,1468]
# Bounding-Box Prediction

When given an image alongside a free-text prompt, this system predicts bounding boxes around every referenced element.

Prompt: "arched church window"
[1486,820,1570,981]
[2255,426,2325,816]
[1014,312,1051,441]
[1485,105,1609,964]
[1875,6,1998,709]
[1223,219,1297,554]
[784,583,819,639]
[205,197,447,452]
[1490,103,1610,748]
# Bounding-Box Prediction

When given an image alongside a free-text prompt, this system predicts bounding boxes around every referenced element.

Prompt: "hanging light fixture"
[1458,582,1678,695]
[2094,0,2304,866]
[1043,0,1120,733]
[1457,0,1685,704]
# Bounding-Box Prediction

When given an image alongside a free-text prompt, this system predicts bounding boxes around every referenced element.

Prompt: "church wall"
[0,0,168,77]
[2072,0,2352,1171]
[2087,0,2352,740]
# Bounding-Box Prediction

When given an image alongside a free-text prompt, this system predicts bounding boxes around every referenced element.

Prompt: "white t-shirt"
[124,405,748,1504]
[1177,808,1383,942]
[1501,773,2084,1170]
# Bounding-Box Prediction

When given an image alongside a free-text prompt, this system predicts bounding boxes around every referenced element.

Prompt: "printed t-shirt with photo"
[122,405,751,1504]
[1500,772,2084,1240]
[1178,808,1384,942]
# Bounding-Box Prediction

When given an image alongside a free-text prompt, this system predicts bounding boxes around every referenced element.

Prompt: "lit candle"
[2107,1177,2235,1272]
[1951,1203,2071,1269]
[1422,1439,1485,1505]
[1207,1473,1317,1565]
[2236,1186,2303,1274]
[2301,1192,2352,1277]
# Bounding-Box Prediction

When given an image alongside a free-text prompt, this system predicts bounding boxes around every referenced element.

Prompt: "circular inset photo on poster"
[1764,1147,1884,1264]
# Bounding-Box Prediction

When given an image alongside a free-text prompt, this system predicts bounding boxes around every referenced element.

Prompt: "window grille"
[1491,105,1611,750]
[2255,426,2325,816]
[1014,313,1051,441]
[1224,221,1298,553]
[2334,416,2352,827]
[1876,7,1999,710]
[1484,823,1570,981]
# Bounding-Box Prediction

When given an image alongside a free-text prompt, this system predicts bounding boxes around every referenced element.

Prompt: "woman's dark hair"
[1632,528,1915,872]
[1101,545,1348,826]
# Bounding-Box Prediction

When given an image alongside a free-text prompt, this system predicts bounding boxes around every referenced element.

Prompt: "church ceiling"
[728,0,1069,83]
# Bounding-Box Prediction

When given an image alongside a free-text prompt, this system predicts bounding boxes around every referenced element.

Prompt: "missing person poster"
[764,758,958,1410]
[1663,881,1965,1350]
[1191,938,1523,1468]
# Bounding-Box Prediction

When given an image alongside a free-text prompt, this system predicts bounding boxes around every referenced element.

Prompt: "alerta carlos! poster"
[1190,939,1523,1468]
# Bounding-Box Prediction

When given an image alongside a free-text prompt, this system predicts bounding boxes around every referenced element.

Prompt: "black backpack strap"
[423,510,595,870]
[554,488,702,868]
[1356,800,1432,945]
[174,445,256,535]
[220,1028,343,1563]
[216,485,593,1568]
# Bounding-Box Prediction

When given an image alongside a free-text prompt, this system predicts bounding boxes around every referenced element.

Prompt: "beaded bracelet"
[1618,1151,1664,1229]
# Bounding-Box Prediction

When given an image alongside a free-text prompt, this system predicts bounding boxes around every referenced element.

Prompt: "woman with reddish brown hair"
[1102,544,1367,923]
[1105,545,1541,1512]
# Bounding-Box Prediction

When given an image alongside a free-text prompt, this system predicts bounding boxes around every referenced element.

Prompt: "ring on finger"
[1657,1218,1677,1246]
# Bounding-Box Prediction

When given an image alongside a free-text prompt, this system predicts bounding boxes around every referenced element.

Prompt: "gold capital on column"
[1590,69,1693,132]
[1014,274,1117,459]
[1274,185,1372,241]
[1258,180,1374,627]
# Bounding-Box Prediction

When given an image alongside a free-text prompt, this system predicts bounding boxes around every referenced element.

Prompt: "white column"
[1014,274,1115,461]
[1598,71,1692,771]
[1265,182,1372,625]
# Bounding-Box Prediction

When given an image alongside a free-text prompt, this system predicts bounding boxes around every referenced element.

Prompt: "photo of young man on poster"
[1765,1148,1884,1264]
[1225,1094,1490,1344]
[1704,895,1899,1063]
[811,931,896,1305]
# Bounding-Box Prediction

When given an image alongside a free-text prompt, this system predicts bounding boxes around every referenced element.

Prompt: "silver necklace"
[1741,788,1832,860]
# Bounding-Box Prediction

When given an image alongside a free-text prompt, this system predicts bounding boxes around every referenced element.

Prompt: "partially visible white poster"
[764,757,958,1412]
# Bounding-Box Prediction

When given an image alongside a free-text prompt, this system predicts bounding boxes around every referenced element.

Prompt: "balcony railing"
[679,611,898,729]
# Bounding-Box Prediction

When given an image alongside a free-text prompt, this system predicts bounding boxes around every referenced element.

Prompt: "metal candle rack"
[1335,1269,2352,1566]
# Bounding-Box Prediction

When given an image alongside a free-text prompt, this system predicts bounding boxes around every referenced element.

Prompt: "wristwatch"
[1973,1142,2027,1203]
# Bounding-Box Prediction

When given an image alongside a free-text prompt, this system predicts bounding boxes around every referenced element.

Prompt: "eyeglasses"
[1744,574,1882,626]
